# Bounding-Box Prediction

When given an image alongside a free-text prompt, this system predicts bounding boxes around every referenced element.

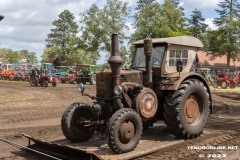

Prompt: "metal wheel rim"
[71,108,92,132]
[222,82,227,88]
[118,120,135,145]
[184,95,200,125]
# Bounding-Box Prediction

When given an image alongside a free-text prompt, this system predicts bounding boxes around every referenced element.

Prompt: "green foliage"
[42,46,96,65]
[161,0,189,37]
[46,10,79,48]
[19,49,38,64]
[0,48,20,63]
[131,2,161,40]
[79,4,102,53]
[101,63,110,69]
[136,0,156,11]
[80,0,130,66]
[120,47,131,69]
[44,9,96,65]
[210,0,240,66]
[187,9,208,39]
[131,0,189,41]
[41,46,59,63]
[130,0,189,59]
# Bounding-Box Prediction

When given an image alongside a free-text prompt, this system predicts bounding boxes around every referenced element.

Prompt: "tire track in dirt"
[136,92,240,160]
[0,81,96,159]
[1,81,239,160]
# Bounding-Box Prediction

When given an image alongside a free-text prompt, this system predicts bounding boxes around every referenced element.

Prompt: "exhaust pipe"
[108,34,124,87]
[144,37,153,87]
[108,34,124,110]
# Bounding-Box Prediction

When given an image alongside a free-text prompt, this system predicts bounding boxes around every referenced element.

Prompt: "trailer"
[0,124,187,160]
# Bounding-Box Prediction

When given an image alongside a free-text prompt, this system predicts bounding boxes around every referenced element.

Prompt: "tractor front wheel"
[30,76,38,86]
[52,81,57,87]
[213,82,218,88]
[61,103,94,142]
[163,79,210,139]
[90,74,96,85]
[43,80,48,87]
[221,81,228,89]
[108,108,142,154]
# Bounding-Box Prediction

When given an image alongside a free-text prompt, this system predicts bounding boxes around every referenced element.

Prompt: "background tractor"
[61,34,212,154]
[213,70,239,89]
[75,64,98,85]
[196,68,214,86]
[29,63,57,87]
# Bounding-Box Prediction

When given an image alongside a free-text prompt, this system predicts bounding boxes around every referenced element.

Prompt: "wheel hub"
[222,82,227,87]
[184,95,200,124]
[119,121,135,143]
[138,92,157,121]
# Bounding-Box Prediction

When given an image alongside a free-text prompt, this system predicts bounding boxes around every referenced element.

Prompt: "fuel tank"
[96,69,143,99]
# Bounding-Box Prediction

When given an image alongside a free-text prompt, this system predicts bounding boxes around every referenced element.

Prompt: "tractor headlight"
[114,85,122,96]
[77,83,85,93]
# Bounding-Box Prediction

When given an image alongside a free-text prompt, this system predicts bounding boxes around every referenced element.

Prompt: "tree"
[130,0,189,59]
[131,0,189,41]
[212,0,240,66]
[131,1,161,41]
[42,46,96,65]
[135,0,156,10]
[19,49,38,64]
[2,49,20,63]
[187,9,208,39]
[79,4,102,54]
[80,0,130,65]
[44,10,82,65]
[161,0,189,37]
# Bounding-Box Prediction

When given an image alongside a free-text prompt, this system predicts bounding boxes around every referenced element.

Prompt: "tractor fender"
[160,72,213,113]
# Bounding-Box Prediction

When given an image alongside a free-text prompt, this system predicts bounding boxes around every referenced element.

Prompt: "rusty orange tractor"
[60,34,212,154]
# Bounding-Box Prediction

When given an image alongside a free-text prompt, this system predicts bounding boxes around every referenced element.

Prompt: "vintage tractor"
[196,68,214,85]
[61,34,212,154]
[29,68,57,87]
[213,71,238,89]
[55,66,75,83]
[75,64,97,85]
[41,63,58,84]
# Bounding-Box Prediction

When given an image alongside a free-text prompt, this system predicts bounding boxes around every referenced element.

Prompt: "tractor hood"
[96,69,142,99]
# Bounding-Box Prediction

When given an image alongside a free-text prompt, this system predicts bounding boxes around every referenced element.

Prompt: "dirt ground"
[0,81,239,160]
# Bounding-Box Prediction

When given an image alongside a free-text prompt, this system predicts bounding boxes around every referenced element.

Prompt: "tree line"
[0,48,38,64]
[6,0,240,67]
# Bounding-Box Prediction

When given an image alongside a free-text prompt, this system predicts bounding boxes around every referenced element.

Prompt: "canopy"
[133,36,203,48]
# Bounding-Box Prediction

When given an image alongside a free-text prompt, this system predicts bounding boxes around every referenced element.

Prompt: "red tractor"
[29,69,57,87]
[214,71,239,89]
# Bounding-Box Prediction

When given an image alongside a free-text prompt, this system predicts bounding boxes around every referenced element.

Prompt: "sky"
[0,0,223,64]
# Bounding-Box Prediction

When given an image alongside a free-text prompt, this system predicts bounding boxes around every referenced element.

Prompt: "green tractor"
[75,64,98,85]
[196,68,214,85]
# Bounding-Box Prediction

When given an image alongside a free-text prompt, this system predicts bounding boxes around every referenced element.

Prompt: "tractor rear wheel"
[229,83,236,89]
[163,79,210,139]
[43,80,48,87]
[108,108,142,154]
[61,103,94,142]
